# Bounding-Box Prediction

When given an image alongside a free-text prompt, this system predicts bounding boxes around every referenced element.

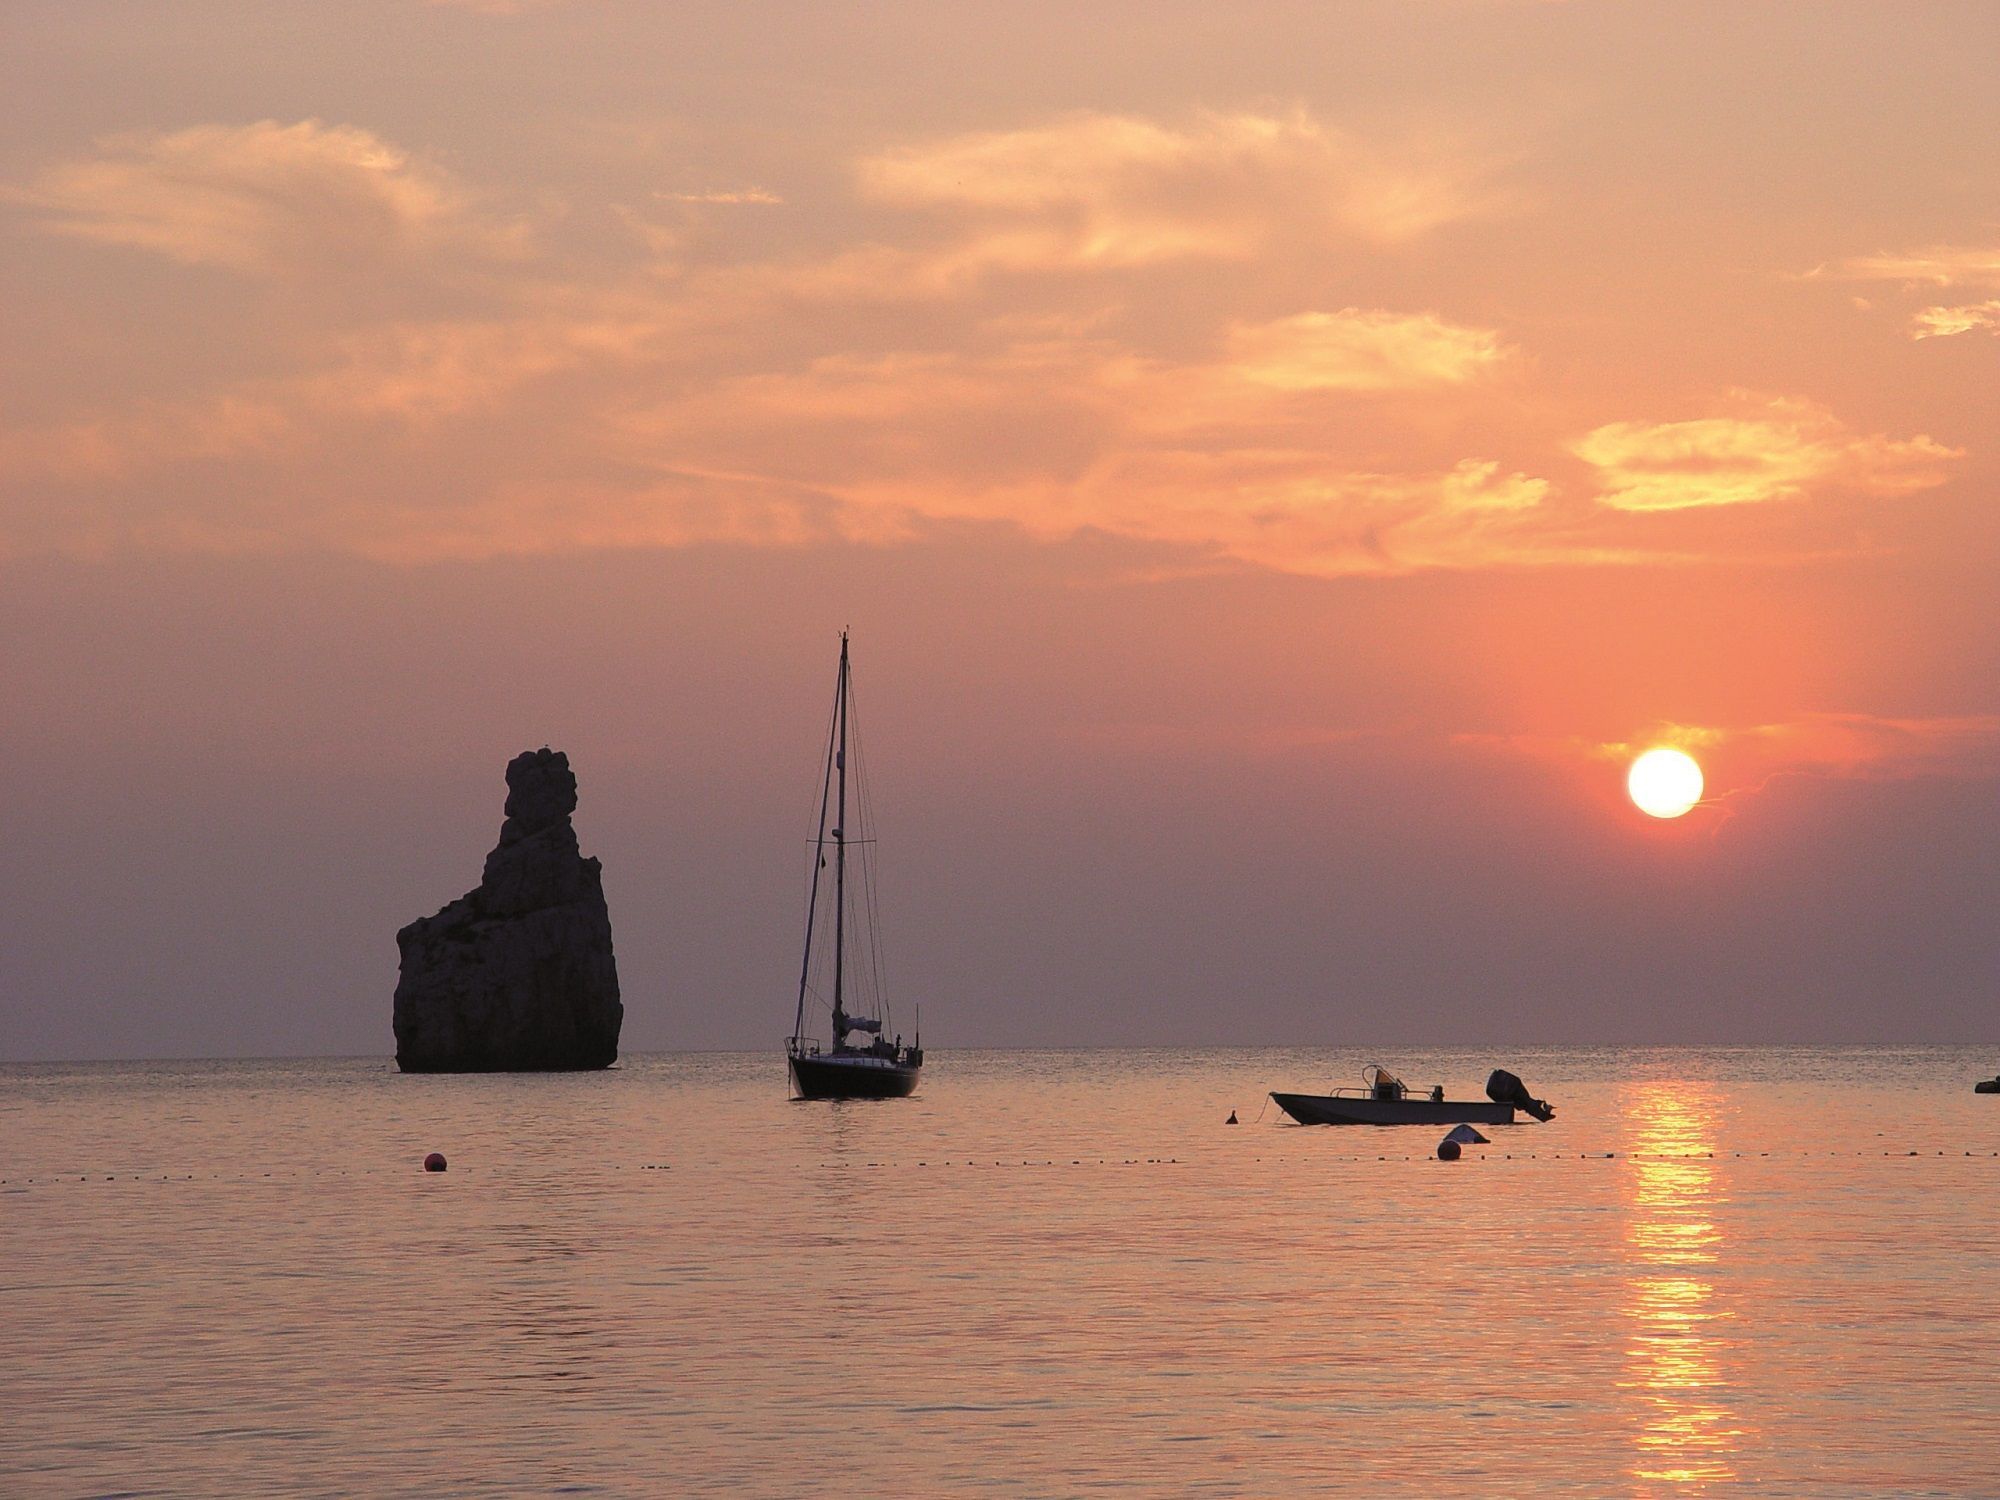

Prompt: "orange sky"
[3,1,1996,1056]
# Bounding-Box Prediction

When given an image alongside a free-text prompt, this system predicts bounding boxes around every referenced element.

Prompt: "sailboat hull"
[790,1053,921,1100]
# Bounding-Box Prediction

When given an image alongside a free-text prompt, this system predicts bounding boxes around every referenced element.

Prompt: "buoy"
[1437,1140,1462,1161]
[1226,1110,1238,1125]
[423,1152,447,1172]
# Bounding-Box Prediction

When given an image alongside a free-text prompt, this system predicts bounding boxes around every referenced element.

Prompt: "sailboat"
[786,633,923,1100]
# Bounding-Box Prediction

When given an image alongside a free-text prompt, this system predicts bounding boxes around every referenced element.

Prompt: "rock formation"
[394,748,623,1071]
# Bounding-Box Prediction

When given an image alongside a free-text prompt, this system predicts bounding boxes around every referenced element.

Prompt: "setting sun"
[1628,747,1705,819]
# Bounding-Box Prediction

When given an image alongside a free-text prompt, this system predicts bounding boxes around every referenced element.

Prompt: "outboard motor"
[1486,1068,1555,1122]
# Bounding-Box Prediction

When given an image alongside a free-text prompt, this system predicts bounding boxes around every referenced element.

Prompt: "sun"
[1628,747,1704,819]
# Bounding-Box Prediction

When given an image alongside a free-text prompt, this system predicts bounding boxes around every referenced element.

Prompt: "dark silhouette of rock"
[394,749,622,1072]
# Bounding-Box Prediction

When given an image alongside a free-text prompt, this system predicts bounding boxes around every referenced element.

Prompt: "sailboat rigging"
[786,632,923,1099]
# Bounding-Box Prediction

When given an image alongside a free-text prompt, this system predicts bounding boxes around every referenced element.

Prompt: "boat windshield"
[1363,1064,1406,1099]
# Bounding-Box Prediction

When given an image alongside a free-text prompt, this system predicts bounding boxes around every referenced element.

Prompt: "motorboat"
[1271,1064,1553,1127]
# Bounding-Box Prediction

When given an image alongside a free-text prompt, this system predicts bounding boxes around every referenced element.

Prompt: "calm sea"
[3,1046,1997,1496]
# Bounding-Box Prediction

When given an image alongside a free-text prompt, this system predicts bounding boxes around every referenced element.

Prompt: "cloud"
[4,120,521,277]
[1911,300,2000,339]
[1824,244,2000,290]
[0,398,294,486]
[1817,244,2000,339]
[8,109,1942,579]
[1467,713,2000,790]
[580,325,1569,576]
[1224,309,1506,392]
[855,110,1494,273]
[656,188,783,206]
[0,295,1595,575]
[0,313,647,484]
[1572,398,1958,512]
[330,470,848,563]
[1003,452,1565,576]
[1731,713,2000,781]
[767,442,1568,580]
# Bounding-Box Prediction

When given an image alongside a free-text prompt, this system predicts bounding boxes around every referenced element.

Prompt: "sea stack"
[394,748,623,1072]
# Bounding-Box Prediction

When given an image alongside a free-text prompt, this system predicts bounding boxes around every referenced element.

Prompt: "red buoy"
[423,1152,447,1172]
[1437,1140,1461,1161]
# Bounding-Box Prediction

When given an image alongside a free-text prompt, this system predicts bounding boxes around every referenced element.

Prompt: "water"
[4,1046,1997,1496]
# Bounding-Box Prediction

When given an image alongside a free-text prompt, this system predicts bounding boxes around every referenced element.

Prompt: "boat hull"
[1271,1092,1517,1127]
[790,1053,921,1100]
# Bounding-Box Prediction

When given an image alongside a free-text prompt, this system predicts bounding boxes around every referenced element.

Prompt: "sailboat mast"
[792,641,840,1046]
[831,632,850,1031]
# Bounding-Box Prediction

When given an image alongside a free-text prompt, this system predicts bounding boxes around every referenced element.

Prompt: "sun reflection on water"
[1619,1082,1748,1488]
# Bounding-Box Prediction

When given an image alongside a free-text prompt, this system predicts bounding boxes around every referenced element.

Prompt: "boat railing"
[1323,1083,1447,1101]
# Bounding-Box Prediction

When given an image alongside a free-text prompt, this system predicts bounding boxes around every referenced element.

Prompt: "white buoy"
[1438,1123,1491,1160]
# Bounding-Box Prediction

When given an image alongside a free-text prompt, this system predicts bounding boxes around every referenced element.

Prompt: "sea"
[3,1046,1996,1497]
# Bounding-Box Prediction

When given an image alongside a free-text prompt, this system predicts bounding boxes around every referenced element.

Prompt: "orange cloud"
[0,295,1580,573]
[6,110,1952,578]
[856,109,1495,273]
[1572,398,1958,512]
[0,398,294,485]
[1818,244,2000,339]
[1223,309,1506,392]
[0,313,651,484]
[3,120,522,277]
[1825,244,2000,289]
[994,452,1564,576]
[749,447,1569,579]
[657,188,783,206]
[1733,713,2000,780]
[582,325,1569,576]
[0,107,1523,562]
[331,470,848,563]
[1912,300,2000,339]
[1467,713,2000,788]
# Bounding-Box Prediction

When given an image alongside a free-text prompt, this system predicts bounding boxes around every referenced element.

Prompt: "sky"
[3,1,1997,1059]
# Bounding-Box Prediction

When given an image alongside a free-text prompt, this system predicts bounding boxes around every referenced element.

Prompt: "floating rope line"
[5,1148,1994,1188]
